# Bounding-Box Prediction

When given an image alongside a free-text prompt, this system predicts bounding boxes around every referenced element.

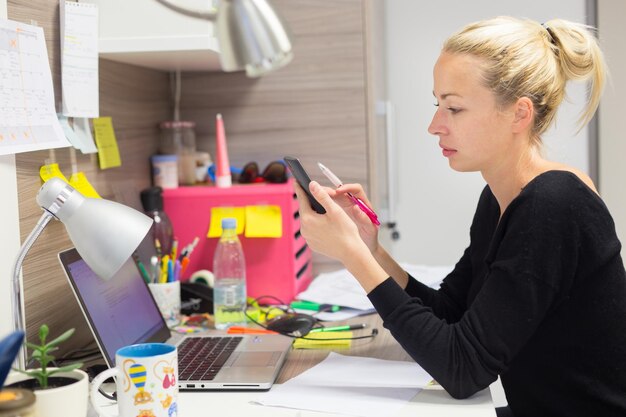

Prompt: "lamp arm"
[11,211,55,370]
[153,0,218,21]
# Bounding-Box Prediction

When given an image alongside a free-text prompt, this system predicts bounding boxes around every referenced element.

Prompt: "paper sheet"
[60,1,99,117]
[0,19,70,156]
[296,263,453,321]
[244,205,282,238]
[255,352,433,417]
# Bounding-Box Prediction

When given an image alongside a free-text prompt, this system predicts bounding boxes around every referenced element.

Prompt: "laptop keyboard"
[178,336,243,381]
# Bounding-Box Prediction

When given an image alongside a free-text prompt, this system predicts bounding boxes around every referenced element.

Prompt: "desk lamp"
[154,0,293,77]
[11,178,153,369]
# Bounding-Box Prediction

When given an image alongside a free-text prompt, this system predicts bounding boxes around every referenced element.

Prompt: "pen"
[150,256,159,283]
[171,237,178,261]
[317,162,381,226]
[227,326,279,335]
[309,324,368,333]
[136,260,151,284]
[290,300,341,312]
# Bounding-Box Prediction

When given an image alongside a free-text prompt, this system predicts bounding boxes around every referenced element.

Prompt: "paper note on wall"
[207,207,246,237]
[92,117,121,169]
[60,0,99,118]
[40,164,68,183]
[69,172,101,198]
[0,20,70,156]
[72,117,98,154]
[245,205,282,238]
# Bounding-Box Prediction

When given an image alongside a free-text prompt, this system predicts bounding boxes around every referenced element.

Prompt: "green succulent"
[14,324,83,389]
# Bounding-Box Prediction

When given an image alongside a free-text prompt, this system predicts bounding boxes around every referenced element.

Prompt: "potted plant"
[6,324,89,417]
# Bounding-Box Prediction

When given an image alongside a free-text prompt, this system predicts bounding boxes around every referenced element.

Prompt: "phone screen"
[284,156,326,214]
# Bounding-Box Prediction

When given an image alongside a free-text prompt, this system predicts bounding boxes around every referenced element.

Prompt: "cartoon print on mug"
[124,359,154,405]
[153,357,177,390]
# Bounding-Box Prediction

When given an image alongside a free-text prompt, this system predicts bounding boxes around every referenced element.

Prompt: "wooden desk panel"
[277,313,412,383]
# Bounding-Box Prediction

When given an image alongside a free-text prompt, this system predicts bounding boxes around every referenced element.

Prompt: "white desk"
[92,385,494,417]
[91,314,496,417]
[177,386,495,417]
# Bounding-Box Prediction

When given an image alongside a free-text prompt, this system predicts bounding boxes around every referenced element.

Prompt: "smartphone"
[284,156,326,214]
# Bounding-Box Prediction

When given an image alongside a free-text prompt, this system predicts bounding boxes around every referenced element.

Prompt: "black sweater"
[368,171,626,417]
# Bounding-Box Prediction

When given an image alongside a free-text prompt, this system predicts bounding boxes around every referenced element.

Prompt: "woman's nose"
[428,109,446,136]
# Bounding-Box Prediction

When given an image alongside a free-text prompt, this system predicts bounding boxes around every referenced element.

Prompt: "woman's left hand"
[293,180,368,264]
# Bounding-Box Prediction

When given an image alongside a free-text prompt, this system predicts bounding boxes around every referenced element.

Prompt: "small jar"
[159,121,197,185]
[151,154,178,189]
[0,388,36,417]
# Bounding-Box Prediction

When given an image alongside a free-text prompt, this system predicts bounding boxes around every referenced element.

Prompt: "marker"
[291,300,341,312]
[309,324,368,333]
[136,260,151,284]
[317,162,381,226]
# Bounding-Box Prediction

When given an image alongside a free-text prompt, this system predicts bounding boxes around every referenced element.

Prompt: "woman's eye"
[447,107,461,114]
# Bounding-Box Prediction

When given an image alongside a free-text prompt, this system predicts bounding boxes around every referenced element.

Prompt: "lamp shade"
[36,178,153,280]
[216,0,293,77]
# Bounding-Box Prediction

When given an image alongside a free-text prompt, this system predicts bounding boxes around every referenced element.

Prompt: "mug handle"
[90,368,119,417]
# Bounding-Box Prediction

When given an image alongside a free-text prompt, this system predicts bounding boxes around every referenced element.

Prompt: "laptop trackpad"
[230,352,280,367]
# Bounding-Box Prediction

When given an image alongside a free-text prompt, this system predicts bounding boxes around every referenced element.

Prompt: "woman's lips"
[441,146,457,157]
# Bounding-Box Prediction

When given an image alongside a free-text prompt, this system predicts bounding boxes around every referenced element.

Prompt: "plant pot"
[5,368,89,417]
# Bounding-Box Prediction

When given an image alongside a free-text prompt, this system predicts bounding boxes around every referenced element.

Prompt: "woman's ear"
[512,97,534,133]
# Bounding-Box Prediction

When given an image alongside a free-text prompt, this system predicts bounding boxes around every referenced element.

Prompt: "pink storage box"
[162,179,313,303]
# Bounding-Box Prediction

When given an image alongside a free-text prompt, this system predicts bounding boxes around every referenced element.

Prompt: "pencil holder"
[148,281,181,327]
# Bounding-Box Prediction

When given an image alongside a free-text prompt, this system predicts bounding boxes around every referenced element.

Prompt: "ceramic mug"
[90,343,178,417]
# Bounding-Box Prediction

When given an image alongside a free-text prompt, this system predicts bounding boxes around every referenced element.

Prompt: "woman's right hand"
[330,183,380,253]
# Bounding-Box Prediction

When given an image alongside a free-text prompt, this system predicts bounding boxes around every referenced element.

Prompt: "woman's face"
[428,52,515,173]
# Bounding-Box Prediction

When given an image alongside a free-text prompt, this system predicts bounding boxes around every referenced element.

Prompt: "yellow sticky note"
[69,172,101,199]
[92,117,121,169]
[244,205,282,238]
[293,331,353,349]
[40,163,68,183]
[207,207,246,238]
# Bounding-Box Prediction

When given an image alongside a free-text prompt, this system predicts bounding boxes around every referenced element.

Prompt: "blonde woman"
[294,17,626,417]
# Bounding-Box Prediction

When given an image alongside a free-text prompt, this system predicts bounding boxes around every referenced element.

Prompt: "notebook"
[58,247,293,390]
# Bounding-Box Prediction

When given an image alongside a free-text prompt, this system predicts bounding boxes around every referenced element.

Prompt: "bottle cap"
[140,187,164,211]
[221,218,237,229]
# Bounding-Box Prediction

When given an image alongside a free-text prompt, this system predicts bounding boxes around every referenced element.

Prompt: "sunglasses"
[238,161,288,184]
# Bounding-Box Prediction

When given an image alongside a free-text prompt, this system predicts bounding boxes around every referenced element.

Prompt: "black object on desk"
[180,282,214,315]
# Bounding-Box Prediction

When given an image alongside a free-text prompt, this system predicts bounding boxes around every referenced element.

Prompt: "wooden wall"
[9,0,378,356]
[180,0,373,270]
[10,0,171,354]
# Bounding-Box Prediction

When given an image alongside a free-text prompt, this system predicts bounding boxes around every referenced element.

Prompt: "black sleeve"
[403,245,473,323]
[368,191,568,399]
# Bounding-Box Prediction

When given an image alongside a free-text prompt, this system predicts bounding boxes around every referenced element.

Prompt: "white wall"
[0,0,21,339]
[384,0,589,265]
[598,0,626,255]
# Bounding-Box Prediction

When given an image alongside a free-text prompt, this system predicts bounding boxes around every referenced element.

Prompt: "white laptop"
[58,248,292,390]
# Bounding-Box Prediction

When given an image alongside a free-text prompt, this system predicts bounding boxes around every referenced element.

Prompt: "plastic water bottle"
[213,218,247,329]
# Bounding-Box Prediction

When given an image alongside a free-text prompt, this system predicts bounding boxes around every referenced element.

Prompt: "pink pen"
[317,162,381,226]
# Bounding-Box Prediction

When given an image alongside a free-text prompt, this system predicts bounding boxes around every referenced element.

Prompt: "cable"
[244,295,378,341]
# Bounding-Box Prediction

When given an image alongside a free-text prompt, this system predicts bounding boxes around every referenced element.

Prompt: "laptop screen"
[59,248,171,366]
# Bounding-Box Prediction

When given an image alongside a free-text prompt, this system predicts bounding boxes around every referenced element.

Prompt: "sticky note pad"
[92,117,121,169]
[245,205,282,238]
[207,207,246,237]
[40,163,68,183]
[293,331,353,349]
[69,172,101,198]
